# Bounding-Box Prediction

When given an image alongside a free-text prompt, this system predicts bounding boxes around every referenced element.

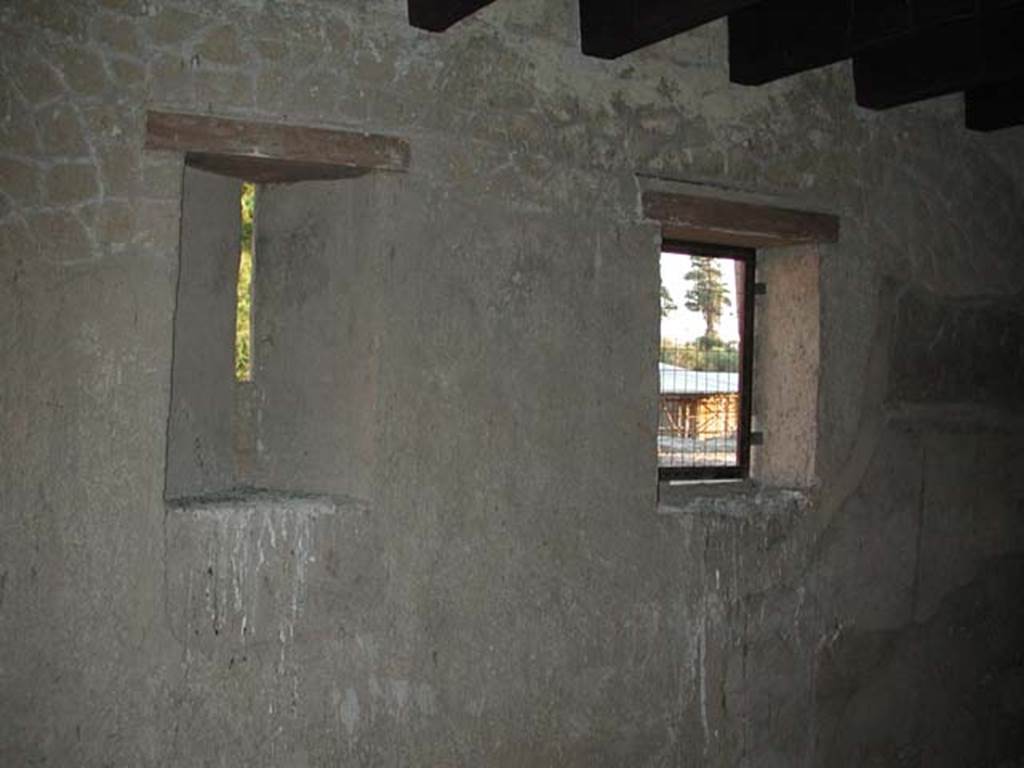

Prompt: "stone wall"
[1,1,1023,765]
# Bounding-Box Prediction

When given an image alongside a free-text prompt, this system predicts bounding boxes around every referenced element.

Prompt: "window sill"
[656,479,808,519]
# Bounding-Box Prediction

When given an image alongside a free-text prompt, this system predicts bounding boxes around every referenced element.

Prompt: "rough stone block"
[35,103,89,157]
[194,25,246,66]
[98,144,141,197]
[55,46,109,96]
[4,55,65,104]
[146,7,205,46]
[146,53,194,103]
[81,103,140,143]
[93,14,141,54]
[26,210,91,258]
[0,103,41,156]
[17,0,86,40]
[140,155,182,200]
[93,200,135,246]
[0,157,44,206]
[108,57,145,90]
[45,163,99,205]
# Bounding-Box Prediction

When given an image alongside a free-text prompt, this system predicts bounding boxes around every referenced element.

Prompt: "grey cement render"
[165,167,242,499]
[252,176,393,502]
[1,1,1023,766]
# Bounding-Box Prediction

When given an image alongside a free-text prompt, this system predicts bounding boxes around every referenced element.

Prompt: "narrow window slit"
[235,182,255,382]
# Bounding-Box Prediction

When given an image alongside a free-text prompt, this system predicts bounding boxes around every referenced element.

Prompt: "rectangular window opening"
[235,182,255,382]
[658,242,755,481]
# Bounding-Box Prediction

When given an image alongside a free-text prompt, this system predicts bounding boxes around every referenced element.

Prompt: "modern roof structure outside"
[659,363,739,395]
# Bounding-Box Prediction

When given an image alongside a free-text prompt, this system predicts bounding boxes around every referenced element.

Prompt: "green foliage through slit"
[235,183,255,382]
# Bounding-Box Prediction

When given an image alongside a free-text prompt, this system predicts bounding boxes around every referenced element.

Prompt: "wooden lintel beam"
[185,153,369,183]
[643,191,839,249]
[408,0,498,31]
[965,78,1024,131]
[581,0,761,60]
[854,6,1024,110]
[145,111,410,181]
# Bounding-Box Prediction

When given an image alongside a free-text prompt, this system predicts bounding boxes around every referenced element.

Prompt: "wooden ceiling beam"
[408,0,497,32]
[729,0,852,86]
[729,0,1024,86]
[581,0,761,59]
[965,78,1024,131]
[854,6,1024,109]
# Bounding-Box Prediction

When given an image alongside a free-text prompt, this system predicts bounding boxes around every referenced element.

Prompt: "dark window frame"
[658,240,756,482]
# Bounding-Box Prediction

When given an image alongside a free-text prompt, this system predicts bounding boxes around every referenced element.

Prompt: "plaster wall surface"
[251,175,392,501]
[165,167,241,499]
[1,1,1024,766]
